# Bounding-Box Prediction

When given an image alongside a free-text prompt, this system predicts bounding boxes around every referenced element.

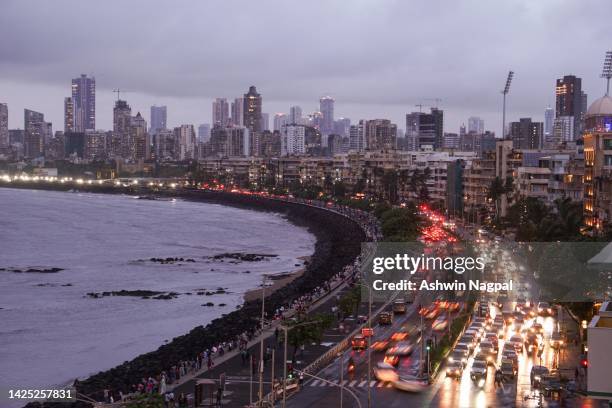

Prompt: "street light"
[602,50,612,96]
[501,70,514,138]
[280,320,320,408]
[353,282,373,408]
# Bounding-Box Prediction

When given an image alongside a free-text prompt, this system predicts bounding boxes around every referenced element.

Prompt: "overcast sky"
[1,0,610,136]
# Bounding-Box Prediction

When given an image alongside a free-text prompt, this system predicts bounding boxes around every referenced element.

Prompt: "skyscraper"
[365,119,397,150]
[467,117,484,134]
[130,112,149,160]
[319,96,334,135]
[273,113,287,132]
[509,118,543,149]
[406,109,443,150]
[212,98,229,126]
[63,97,74,133]
[261,113,269,131]
[175,124,196,160]
[289,106,302,124]
[71,74,95,132]
[24,109,48,158]
[243,86,262,133]
[555,75,583,137]
[349,121,365,152]
[231,98,244,126]
[150,105,167,133]
[0,103,8,149]
[113,100,132,159]
[544,106,554,137]
[198,123,211,143]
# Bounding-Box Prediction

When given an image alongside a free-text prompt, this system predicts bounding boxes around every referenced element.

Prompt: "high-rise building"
[334,118,351,137]
[113,100,132,159]
[443,133,460,149]
[467,117,485,134]
[71,74,95,132]
[130,112,149,160]
[231,98,244,126]
[24,109,48,158]
[273,113,287,132]
[349,121,366,151]
[365,119,397,150]
[544,106,554,137]
[0,103,8,149]
[289,106,302,124]
[556,75,584,137]
[509,118,543,149]
[406,109,442,150]
[153,129,176,161]
[150,105,167,134]
[198,123,211,143]
[551,116,575,145]
[261,113,269,131]
[243,86,262,133]
[64,97,74,133]
[319,96,334,135]
[281,124,306,156]
[175,124,196,160]
[212,98,230,126]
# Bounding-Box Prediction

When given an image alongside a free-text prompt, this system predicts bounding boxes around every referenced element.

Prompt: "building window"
[605,155,612,166]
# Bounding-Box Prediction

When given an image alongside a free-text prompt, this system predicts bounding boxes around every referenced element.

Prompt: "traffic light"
[287,362,294,379]
[426,338,433,351]
[581,358,588,368]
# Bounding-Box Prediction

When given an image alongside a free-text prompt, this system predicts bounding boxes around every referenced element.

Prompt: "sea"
[0,188,314,406]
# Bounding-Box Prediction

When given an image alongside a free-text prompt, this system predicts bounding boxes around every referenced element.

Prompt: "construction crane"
[415,103,425,113]
[112,88,129,101]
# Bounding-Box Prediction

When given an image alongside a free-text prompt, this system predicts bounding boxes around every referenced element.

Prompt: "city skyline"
[1,0,610,135]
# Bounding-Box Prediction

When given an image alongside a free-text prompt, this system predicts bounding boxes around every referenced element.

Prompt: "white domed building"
[583,94,612,230]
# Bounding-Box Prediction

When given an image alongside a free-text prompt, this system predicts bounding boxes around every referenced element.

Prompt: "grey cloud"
[0,0,610,134]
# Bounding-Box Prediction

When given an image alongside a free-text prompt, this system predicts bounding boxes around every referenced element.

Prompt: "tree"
[487,176,506,221]
[286,313,334,360]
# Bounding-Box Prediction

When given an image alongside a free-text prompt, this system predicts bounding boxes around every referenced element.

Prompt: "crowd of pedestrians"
[104,194,380,405]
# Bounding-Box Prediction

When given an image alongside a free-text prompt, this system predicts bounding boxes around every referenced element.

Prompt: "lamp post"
[258,275,271,407]
[280,320,319,408]
[353,282,373,408]
[295,370,362,408]
[501,71,514,139]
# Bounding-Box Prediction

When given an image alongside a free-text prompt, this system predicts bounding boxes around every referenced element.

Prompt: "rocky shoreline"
[3,184,366,407]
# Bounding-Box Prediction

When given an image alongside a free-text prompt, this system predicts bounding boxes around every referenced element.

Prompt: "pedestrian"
[207,355,213,370]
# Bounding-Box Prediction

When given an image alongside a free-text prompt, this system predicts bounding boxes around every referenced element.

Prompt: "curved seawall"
[3,183,365,400]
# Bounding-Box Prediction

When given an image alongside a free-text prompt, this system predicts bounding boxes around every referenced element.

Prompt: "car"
[424,307,439,320]
[524,333,540,353]
[393,375,428,393]
[530,322,544,335]
[432,316,448,331]
[455,342,472,357]
[374,362,399,382]
[447,350,468,368]
[465,328,482,341]
[484,332,499,348]
[530,365,549,387]
[502,348,518,366]
[384,353,400,367]
[478,341,497,364]
[393,299,407,314]
[387,341,414,356]
[470,360,488,381]
[500,359,517,380]
[371,340,390,352]
[508,334,524,353]
[537,302,553,316]
[446,361,464,379]
[351,334,367,350]
[549,332,564,349]
[378,311,393,325]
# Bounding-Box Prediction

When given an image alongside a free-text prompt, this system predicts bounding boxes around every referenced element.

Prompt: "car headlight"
[448,357,454,362]
[534,375,541,381]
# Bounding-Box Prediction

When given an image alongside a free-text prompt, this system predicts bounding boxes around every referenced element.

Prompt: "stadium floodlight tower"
[501,71,514,138]
[602,51,612,96]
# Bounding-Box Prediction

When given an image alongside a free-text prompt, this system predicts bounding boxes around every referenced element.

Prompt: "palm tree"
[487,176,506,220]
